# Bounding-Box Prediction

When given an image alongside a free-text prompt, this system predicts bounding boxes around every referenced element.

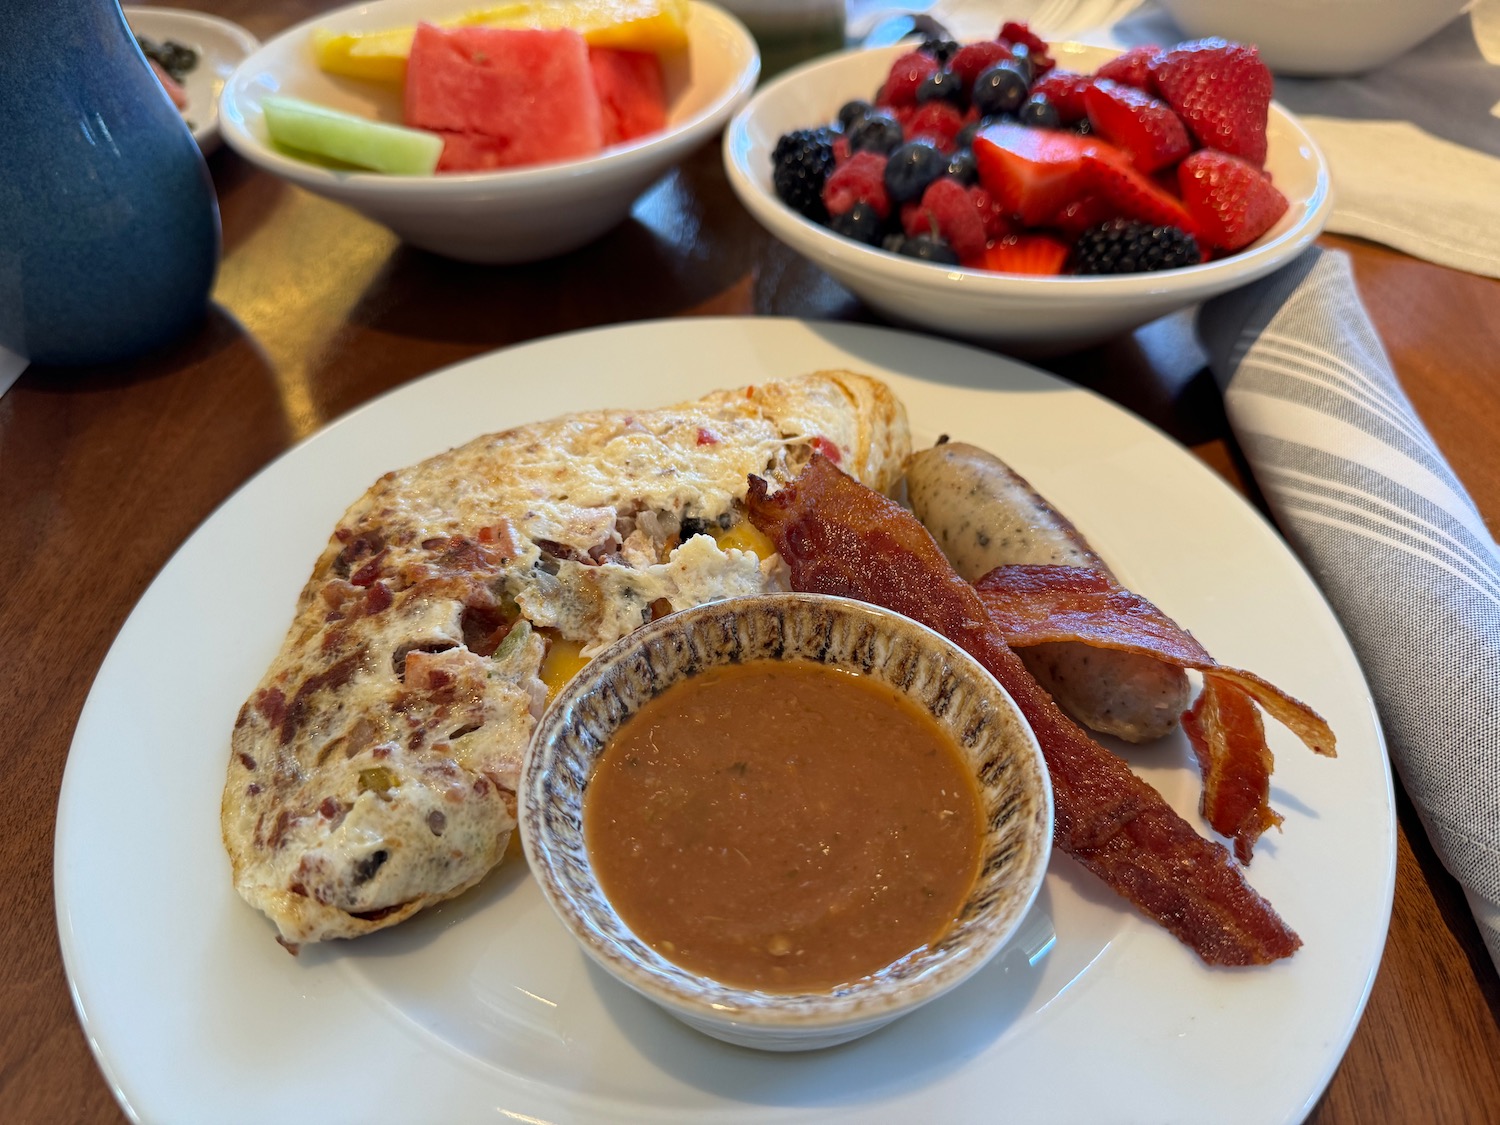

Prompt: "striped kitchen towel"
[1198,247,1500,973]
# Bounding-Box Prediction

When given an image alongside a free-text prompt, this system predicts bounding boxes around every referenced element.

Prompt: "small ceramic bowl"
[220,0,759,263]
[723,41,1332,352]
[521,592,1053,1052]
[1155,0,1469,76]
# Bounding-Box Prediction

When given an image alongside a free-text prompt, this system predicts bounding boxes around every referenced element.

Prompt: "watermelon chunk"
[405,23,603,171]
[589,48,667,146]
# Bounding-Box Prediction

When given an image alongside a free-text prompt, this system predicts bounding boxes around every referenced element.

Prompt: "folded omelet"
[222,371,910,945]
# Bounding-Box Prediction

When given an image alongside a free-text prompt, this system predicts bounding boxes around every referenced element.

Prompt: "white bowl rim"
[220,0,760,191]
[723,40,1333,296]
[520,590,1055,1032]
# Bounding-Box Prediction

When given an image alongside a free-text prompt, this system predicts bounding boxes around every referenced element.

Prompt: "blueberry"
[883,141,946,205]
[945,148,978,185]
[837,99,874,134]
[972,63,1029,117]
[915,68,965,107]
[1017,95,1061,130]
[829,201,884,246]
[1008,43,1036,85]
[881,232,908,254]
[898,234,960,265]
[920,36,960,64]
[847,112,903,156]
[1073,116,1094,136]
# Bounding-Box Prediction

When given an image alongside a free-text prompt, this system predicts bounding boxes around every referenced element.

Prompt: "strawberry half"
[1152,38,1273,166]
[1050,193,1116,236]
[1095,45,1160,89]
[1083,141,1199,235]
[982,234,1069,275]
[973,122,1096,227]
[1083,79,1191,174]
[1177,149,1288,251]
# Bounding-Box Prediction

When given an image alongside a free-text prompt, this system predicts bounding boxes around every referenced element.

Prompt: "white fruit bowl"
[221,0,759,263]
[723,41,1332,353]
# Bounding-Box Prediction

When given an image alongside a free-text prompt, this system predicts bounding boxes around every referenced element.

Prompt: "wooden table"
[3,3,1498,1120]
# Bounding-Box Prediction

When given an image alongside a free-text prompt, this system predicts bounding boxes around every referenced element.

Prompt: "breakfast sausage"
[906,441,1189,742]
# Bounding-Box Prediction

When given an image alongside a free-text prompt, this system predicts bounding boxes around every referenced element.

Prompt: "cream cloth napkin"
[1198,247,1500,973]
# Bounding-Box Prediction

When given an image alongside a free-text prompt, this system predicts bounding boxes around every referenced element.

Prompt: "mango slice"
[313,0,689,83]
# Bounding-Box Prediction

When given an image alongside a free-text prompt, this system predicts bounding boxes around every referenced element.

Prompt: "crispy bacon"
[746,457,1301,965]
[1184,677,1281,864]
[974,564,1336,859]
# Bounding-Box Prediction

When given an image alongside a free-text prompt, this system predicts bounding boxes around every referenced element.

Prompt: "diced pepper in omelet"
[312,0,689,83]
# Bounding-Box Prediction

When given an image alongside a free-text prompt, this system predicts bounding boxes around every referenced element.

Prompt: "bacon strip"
[746,458,1301,965]
[1184,677,1282,864]
[974,564,1336,859]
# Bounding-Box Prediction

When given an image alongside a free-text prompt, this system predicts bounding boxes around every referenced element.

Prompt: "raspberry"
[771,128,836,222]
[879,51,940,107]
[1070,218,1202,273]
[910,177,987,264]
[904,101,965,151]
[949,40,1011,91]
[822,150,891,220]
[999,20,1053,75]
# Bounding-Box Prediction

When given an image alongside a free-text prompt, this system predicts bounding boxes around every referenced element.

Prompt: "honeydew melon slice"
[262,96,443,175]
[312,0,688,83]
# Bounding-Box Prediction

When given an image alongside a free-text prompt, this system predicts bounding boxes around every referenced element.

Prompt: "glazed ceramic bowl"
[1155,0,1470,76]
[220,0,759,263]
[521,592,1053,1052]
[723,41,1332,352]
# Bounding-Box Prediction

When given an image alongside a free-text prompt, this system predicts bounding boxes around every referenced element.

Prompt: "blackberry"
[772,129,836,222]
[1071,219,1202,275]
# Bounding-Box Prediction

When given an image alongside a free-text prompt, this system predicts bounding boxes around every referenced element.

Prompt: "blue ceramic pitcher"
[0,0,221,366]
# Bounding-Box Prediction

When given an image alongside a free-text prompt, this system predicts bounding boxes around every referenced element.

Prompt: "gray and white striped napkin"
[1198,247,1500,972]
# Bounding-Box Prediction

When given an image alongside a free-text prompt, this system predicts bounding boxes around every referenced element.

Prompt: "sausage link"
[907,442,1188,742]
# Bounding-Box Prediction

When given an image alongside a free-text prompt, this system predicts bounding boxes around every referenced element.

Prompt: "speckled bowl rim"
[520,592,1054,1035]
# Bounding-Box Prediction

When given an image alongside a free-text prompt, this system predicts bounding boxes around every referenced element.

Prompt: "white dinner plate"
[124,6,259,153]
[55,319,1394,1124]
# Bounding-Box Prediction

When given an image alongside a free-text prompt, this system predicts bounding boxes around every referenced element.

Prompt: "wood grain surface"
[1,4,1497,1121]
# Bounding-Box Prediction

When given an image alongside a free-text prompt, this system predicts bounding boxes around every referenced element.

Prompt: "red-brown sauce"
[583,659,983,992]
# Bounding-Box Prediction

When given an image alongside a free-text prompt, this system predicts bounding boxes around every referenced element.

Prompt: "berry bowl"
[220,0,759,264]
[723,38,1332,352]
[521,592,1053,1051]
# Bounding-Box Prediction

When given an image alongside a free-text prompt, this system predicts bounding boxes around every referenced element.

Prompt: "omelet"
[222,370,910,946]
